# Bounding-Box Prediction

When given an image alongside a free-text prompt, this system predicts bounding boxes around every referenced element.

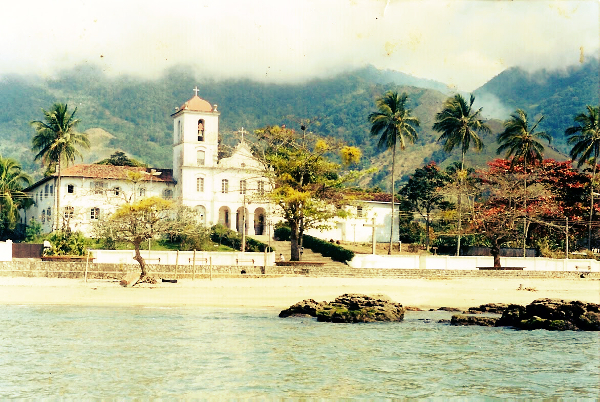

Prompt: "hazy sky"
[1,0,598,91]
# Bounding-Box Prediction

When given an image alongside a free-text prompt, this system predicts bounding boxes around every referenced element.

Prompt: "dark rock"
[466,303,509,314]
[405,306,423,311]
[280,294,404,323]
[438,307,462,312]
[278,299,325,318]
[450,314,498,327]
[496,299,600,331]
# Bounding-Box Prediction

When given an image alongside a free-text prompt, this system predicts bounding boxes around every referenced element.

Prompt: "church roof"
[178,95,213,113]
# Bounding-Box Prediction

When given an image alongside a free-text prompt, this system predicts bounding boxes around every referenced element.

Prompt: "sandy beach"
[0,276,598,310]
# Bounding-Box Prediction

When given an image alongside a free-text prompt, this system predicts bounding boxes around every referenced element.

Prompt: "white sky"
[0,0,598,91]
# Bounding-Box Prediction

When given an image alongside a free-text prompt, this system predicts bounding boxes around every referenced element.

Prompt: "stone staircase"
[250,235,350,272]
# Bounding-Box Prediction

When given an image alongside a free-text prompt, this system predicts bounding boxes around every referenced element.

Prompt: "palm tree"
[433,93,491,255]
[369,91,419,254]
[0,155,32,236]
[497,109,551,255]
[31,103,90,231]
[565,105,600,250]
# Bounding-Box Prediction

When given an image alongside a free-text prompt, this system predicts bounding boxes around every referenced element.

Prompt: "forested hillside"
[474,57,599,152]
[0,60,596,189]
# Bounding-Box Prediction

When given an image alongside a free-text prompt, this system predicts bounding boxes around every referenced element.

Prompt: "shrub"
[45,230,89,256]
[210,224,270,252]
[303,234,354,263]
[274,225,291,241]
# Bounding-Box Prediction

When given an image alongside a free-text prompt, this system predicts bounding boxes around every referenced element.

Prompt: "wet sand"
[0,276,598,310]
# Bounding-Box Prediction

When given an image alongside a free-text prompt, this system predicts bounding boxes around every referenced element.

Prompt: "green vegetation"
[0,155,32,239]
[369,91,419,253]
[30,103,90,231]
[210,224,270,252]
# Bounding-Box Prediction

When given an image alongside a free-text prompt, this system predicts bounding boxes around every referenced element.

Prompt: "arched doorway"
[218,206,231,229]
[235,206,249,234]
[194,205,206,226]
[253,207,266,235]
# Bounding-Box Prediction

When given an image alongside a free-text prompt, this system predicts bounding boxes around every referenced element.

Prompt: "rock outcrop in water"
[452,299,600,331]
[279,294,405,323]
[496,298,600,331]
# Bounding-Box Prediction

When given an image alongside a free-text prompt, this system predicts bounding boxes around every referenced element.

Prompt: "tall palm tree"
[433,93,491,255]
[31,103,90,231]
[565,105,600,250]
[369,91,419,254]
[497,109,551,255]
[0,155,32,235]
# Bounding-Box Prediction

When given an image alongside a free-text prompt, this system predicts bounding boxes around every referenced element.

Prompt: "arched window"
[197,150,205,166]
[198,119,205,141]
[139,188,146,197]
[240,180,246,195]
[222,179,229,194]
[41,209,46,223]
[257,181,264,195]
[196,177,204,192]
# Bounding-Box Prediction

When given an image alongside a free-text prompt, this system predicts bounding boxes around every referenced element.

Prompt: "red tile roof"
[59,164,174,182]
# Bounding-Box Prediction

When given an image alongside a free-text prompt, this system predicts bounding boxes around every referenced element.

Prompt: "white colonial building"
[22,90,399,244]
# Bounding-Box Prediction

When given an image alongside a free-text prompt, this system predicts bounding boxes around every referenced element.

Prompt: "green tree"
[0,155,32,237]
[369,91,419,254]
[433,93,490,255]
[565,105,600,250]
[255,125,358,261]
[31,103,90,231]
[96,151,147,167]
[94,197,201,282]
[497,109,551,255]
[399,162,450,251]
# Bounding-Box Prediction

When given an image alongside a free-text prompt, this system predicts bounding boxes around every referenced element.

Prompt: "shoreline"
[0,276,598,310]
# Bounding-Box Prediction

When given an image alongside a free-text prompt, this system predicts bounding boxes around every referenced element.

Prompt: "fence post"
[175,250,179,279]
[192,249,196,281]
[84,250,90,282]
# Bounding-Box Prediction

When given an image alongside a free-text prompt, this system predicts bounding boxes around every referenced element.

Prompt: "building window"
[198,119,205,141]
[44,184,49,199]
[357,206,363,217]
[257,181,264,195]
[41,210,45,223]
[90,207,100,220]
[92,181,104,194]
[222,179,229,194]
[197,150,205,166]
[64,206,74,220]
[113,187,121,196]
[163,189,173,200]
[49,185,53,195]
[67,184,75,194]
[197,177,204,192]
[240,180,246,195]
[46,208,51,221]
[177,120,182,143]
[139,188,146,197]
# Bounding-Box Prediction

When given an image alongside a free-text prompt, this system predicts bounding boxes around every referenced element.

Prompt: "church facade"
[22,90,399,244]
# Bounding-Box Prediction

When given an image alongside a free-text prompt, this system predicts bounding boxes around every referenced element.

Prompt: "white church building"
[22,89,399,244]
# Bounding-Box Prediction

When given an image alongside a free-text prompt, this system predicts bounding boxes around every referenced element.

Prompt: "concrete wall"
[348,254,600,272]
[90,249,275,267]
[1,260,598,280]
[0,241,12,262]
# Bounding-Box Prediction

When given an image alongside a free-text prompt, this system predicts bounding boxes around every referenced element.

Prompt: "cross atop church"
[193,86,200,97]
[238,127,247,142]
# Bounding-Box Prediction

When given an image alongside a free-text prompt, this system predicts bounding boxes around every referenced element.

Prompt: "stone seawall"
[1,260,599,280]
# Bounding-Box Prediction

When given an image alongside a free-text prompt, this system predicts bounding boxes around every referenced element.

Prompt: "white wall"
[91,249,275,267]
[348,254,600,272]
[0,240,12,261]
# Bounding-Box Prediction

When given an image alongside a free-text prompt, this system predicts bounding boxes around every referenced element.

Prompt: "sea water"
[0,305,598,399]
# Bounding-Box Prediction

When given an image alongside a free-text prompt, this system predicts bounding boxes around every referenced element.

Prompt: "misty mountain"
[474,57,599,152]
[0,61,595,190]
